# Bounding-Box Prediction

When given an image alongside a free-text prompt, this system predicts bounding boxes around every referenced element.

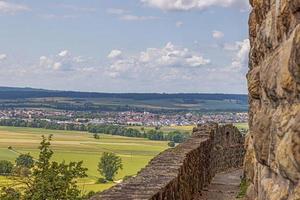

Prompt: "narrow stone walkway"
[199,169,243,200]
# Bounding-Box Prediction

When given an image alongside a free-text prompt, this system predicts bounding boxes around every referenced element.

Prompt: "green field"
[234,123,249,130]
[0,123,248,194]
[0,87,248,113]
[128,123,248,133]
[0,126,168,194]
[127,125,195,133]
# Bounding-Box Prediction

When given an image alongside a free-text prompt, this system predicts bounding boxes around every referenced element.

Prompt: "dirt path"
[199,169,243,200]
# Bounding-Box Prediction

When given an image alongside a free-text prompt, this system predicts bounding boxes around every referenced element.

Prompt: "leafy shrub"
[0,187,21,200]
[23,135,88,200]
[96,177,107,184]
[93,133,100,139]
[236,178,250,198]
[13,166,31,177]
[16,154,34,168]
[168,141,175,147]
[0,160,13,175]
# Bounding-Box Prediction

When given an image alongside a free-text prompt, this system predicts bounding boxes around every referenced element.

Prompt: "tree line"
[0,87,248,102]
[0,119,189,143]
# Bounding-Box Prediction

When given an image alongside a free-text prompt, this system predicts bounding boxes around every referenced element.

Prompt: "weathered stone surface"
[90,123,245,200]
[245,0,300,199]
[200,169,243,200]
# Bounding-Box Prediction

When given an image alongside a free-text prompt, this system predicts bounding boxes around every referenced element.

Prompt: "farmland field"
[0,126,168,193]
[128,123,248,134]
[0,87,248,113]
[234,122,249,130]
[0,123,248,194]
[128,125,196,133]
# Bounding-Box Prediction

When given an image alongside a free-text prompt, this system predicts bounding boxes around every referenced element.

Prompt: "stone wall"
[91,123,245,200]
[245,0,300,199]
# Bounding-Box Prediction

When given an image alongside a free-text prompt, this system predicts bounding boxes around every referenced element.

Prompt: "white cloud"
[58,50,70,57]
[212,30,224,39]
[53,62,62,70]
[107,42,210,78]
[107,8,128,15]
[60,4,96,12]
[107,7,159,21]
[120,14,158,21]
[39,56,55,69]
[108,50,122,59]
[40,4,95,20]
[186,55,209,67]
[73,56,85,63]
[230,39,250,71]
[0,46,247,93]
[223,43,239,51]
[0,1,30,14]
[141,0,249,11]
[39,56,47,61]
[176,21,183,28]
[39,50,91,71]
[0,54,7,61]
[39,14,77,20]
[101,42,247,93]
[139,42,210,68]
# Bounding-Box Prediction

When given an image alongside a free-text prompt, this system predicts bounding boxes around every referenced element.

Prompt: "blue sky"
[0,0,250,94]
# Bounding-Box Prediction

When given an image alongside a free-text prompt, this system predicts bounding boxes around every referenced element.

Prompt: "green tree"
[168,141,175,147]
[13,165,31,177]
[0,160,13,175]
[93,133,100,139]
[0,187,20,200]
[98,152,123,181]
[15,154,34,168]
[22,135,88,200]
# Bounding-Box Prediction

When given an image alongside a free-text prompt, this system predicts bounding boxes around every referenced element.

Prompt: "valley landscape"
[0,1,257,199]
[1,0,299,199]
[0,126,168,193]
[0,87,248,195]
[0,87,248,113]
[0,123,248,194]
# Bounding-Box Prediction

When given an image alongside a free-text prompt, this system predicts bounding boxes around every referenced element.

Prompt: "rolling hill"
[0,87,248,112]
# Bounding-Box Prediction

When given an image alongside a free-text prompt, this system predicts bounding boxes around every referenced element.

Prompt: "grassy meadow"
[0,126,168,193]
[234,122,249,130]
[128,123,248,133]
[127,125,196,133]
[0,122,248,194]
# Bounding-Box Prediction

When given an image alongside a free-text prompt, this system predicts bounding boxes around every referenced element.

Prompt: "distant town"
[0,108,248,127]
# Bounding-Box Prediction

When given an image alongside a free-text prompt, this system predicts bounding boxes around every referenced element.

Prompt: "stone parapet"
[91,123,245,200]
